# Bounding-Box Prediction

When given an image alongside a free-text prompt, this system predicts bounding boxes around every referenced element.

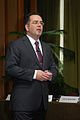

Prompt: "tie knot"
[35,41,39,46]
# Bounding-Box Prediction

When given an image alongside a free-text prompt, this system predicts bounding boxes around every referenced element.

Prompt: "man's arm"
[5,41,35,81]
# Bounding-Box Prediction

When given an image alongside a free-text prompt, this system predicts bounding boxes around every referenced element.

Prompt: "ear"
[25,24,29,32]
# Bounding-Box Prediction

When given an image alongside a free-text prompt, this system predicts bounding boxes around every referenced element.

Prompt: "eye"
[32,21,38,24]
[32,21,44,26]
[40,21,44,26]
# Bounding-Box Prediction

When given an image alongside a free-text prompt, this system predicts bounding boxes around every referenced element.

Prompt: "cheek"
[30,27,36,32]
[42,26,43,31]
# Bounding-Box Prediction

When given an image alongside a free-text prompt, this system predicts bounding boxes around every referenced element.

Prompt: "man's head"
[25,13,44,40]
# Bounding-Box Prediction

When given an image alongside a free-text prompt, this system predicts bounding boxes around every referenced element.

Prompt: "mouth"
[37,29,42,33]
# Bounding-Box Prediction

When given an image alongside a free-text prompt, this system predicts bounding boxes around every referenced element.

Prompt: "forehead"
[30,15,43,21]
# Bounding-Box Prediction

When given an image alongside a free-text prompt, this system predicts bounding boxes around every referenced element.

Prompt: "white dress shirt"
[27,35,43,79]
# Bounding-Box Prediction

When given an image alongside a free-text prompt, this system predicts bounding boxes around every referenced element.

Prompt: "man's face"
[25,15,44,40]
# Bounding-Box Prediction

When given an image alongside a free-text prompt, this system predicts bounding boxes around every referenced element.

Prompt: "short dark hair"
[24,12,43,25]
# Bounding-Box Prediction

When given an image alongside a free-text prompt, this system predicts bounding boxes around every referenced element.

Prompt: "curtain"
[64,0,80,94]
[37,0,60,44]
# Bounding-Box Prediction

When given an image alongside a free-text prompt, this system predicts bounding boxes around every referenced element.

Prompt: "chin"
[37,33,42,36]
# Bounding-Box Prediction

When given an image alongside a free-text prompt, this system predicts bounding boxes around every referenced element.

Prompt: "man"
[5,13,57,120]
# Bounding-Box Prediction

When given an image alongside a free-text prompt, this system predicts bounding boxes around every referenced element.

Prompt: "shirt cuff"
[33,70,37,79]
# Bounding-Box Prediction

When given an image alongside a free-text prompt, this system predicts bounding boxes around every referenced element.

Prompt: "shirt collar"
[27,35,40,46]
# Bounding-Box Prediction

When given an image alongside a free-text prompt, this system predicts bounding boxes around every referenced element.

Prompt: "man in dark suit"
[5,13,57,120]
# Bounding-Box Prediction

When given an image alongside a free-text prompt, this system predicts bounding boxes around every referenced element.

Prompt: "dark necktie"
[35,41,43,67]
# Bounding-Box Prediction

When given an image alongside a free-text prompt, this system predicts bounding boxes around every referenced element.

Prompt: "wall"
[0,0,24,99]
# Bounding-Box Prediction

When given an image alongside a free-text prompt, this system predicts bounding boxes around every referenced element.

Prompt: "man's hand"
[36,70,52,81]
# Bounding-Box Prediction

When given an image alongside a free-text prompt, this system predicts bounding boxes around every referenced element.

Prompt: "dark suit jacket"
[5,35,57,111]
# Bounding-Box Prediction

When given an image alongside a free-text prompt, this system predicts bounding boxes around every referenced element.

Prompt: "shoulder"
[8,36,27,48]
[10,36,26,44]
[41,41,51,50]
[7,36,28,54]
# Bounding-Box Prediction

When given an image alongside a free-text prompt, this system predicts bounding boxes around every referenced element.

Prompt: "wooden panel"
[6,0,24,47]
[17,0,24,31]
[5,0,24,98]
[30,0,37,12]
[0,0,6,99]
[0,0,5,65]
[0,0,24,99]
[7,0,18,46]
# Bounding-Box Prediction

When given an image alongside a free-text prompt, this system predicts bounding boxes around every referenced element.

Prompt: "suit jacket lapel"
[23,36,42,68]
[41,41,47,70]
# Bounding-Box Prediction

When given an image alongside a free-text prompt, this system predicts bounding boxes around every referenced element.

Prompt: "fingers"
[36,70,52,81]
[42,72,52,80]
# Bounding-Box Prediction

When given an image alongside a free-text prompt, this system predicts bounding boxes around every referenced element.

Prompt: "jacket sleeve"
[5,40,35,81]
